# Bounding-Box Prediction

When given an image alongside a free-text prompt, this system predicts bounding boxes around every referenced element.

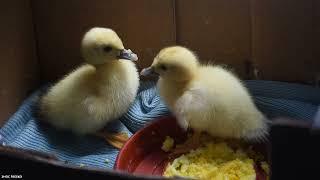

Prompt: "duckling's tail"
[243,117,270,143]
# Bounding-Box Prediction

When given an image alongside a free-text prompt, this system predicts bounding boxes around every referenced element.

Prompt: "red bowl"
[115,116,268,179]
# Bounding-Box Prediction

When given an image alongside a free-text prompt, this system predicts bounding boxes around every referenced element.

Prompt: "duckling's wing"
[174,87,208,131]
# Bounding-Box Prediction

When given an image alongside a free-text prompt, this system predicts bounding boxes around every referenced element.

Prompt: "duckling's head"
[141,46,199,82]
[81,27,138,65]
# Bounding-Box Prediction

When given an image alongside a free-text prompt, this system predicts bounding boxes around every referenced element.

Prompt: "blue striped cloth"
[0,80,319,169]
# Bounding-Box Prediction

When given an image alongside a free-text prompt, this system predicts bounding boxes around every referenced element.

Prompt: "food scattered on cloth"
[105,159,110,164]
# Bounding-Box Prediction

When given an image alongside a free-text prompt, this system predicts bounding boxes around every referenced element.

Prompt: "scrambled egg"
[162,136,175,152]
[164,141,261,180]
[261,161,269,176]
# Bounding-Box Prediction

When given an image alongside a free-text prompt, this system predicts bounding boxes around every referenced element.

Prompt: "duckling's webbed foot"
[169,131,202,157]
[95,131,129,149]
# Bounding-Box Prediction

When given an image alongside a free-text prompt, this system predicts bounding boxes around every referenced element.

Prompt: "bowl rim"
[114,115,173,170]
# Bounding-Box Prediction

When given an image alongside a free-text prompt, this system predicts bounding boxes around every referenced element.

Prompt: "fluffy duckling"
[141,46,268,153]
[40,27,139,149]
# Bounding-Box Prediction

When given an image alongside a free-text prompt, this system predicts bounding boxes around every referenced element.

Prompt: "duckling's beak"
[140,66,158,76]
[117,49,138,61]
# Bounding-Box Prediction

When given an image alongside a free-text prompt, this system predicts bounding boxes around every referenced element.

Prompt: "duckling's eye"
[159,65,167,71]
[103,46,113,53]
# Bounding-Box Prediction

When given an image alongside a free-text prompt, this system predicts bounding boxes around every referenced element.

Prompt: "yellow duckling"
[141,46,268,153]
[40,27,139,149]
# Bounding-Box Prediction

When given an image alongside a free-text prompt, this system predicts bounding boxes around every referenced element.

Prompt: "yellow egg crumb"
[161,136,175,152]
[164,142,257,180]
[105,159,110,164]
[261,161,269,175]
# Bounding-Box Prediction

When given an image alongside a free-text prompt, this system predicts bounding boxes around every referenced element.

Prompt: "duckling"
[40,27,139,149]
[141,46,268,153]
